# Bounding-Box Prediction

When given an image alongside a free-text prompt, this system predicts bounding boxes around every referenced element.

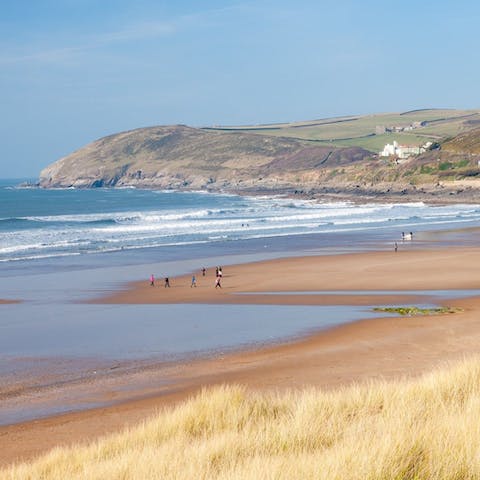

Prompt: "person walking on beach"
[191,275,197,287]
[215,276,222,288]
[150,274,155,286]
[164,277,170,288]
[202,267,206,277]
[394,242,398,252]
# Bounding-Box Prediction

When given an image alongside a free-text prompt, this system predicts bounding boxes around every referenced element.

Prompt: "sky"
[1,0,479,178]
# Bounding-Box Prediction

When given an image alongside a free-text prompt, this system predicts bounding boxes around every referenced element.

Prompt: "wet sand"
[2,247,480,466]
[96,248,480,305]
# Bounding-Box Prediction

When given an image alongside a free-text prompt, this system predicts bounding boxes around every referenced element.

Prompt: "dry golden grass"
[4,357,480,479]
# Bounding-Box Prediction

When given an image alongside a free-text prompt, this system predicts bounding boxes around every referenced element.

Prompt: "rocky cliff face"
[39,125,371,191]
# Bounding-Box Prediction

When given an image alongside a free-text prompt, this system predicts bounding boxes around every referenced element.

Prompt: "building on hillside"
[375,121,427,135]
[379,141,432,160]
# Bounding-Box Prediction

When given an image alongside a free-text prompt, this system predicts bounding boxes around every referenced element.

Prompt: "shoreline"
[3,247,480,466]
[94,247,480,305]
[32,182,480,206]
[235,187,480,206]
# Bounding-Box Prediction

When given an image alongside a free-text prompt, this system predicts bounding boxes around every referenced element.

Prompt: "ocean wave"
[0,216,115,229]
[13,208,233,225]
[0,252,82,262]
[2,188,480,263]
[0,239,92,255]
[4,201,453,230]
[0,217,32,225]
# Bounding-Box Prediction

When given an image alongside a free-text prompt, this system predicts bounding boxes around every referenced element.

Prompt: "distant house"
[379,141,432,160]
[375,121,427,135]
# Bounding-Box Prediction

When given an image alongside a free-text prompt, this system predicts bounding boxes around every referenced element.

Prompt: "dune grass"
[4,357,480,479]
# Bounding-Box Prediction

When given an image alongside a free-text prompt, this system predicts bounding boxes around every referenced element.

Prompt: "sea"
[2,178,480,423]
[3,178,480,268]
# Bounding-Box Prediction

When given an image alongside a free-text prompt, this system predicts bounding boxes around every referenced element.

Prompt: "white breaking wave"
[2,191,480,262]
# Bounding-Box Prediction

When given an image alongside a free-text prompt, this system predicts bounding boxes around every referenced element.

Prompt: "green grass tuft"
[373,306,462,316]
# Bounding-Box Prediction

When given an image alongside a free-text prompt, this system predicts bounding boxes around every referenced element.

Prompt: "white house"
[380,141,399,157]
[379,141,432,160]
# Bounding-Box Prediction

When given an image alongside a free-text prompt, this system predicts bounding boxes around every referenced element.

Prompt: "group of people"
[148,266,223,289]
[149,274,169,287]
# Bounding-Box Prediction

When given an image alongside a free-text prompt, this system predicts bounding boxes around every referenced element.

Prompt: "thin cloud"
[0,19,176,66]
[0,3,256,67]
[0,46,84,66]
[93,21,176,45]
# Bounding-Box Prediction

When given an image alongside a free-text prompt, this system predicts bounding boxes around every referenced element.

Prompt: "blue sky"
[1,0,479,177]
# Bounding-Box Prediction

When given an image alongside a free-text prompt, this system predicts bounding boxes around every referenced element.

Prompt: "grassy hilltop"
[209,108,480,151]
[39,108,480,201]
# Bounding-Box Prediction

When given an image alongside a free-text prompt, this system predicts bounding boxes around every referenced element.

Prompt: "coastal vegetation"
[373,306,462,316]
[4,356,480,479]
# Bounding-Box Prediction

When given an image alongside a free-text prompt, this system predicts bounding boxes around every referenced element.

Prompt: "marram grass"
[4,357,480,479]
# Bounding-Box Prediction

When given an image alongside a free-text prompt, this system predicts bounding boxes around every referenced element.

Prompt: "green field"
[206,109,480,152]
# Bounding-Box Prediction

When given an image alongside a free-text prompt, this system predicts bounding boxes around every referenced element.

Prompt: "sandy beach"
[2,247,480,466]
[96,248,480,304]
